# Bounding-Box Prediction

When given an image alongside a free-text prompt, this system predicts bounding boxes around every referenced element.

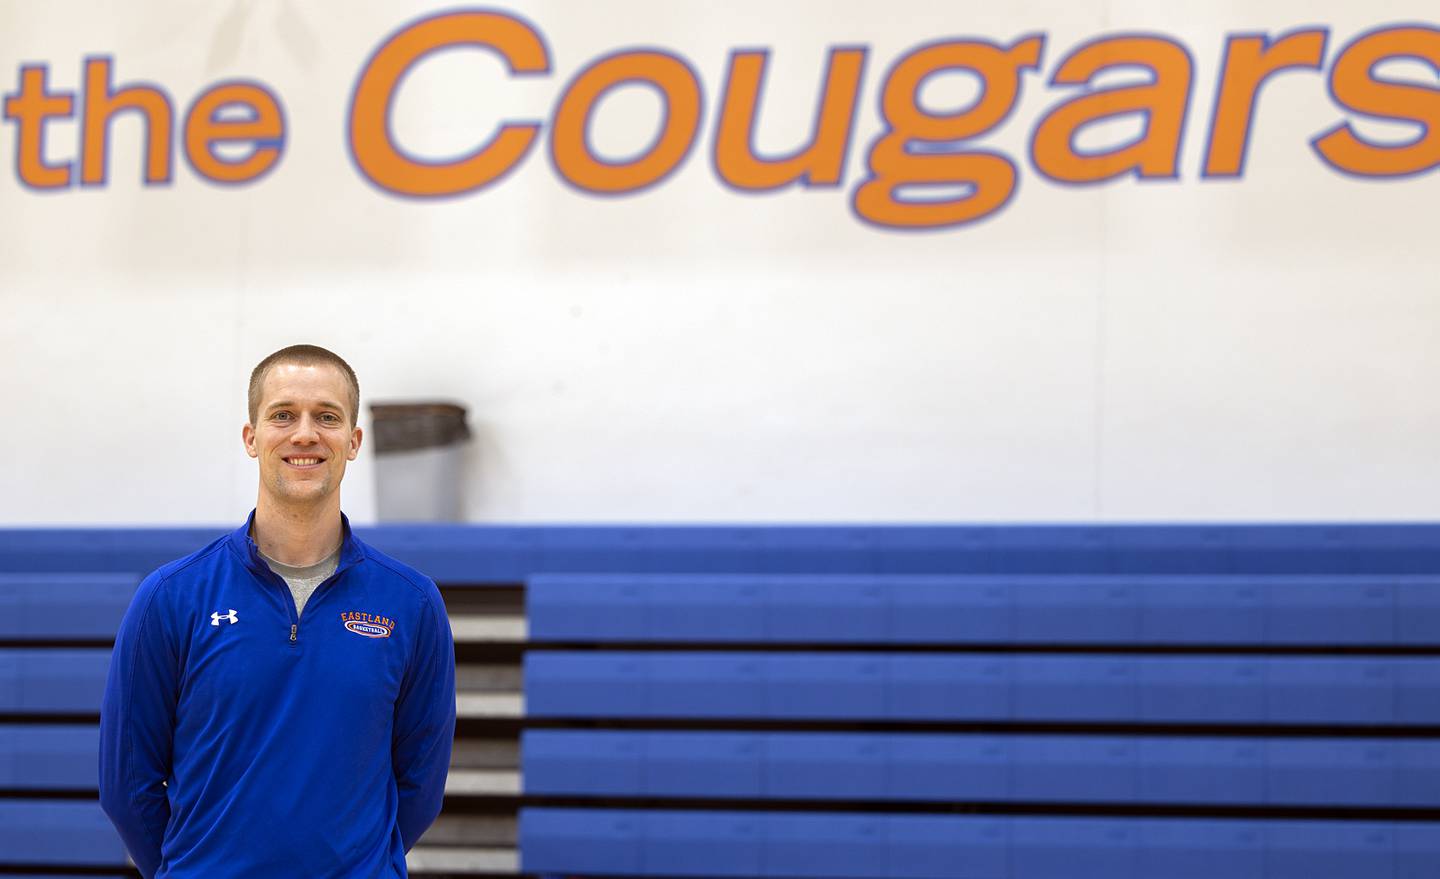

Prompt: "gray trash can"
[370,402,471,522]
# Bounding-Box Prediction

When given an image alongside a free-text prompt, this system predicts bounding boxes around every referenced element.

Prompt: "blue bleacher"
[520,809,1440,879]
[0,725,100,789]
[524,651,1440,724]
[0,574,139,640]
[523,730,1440,806]
[0,649,111,712]
[0,800,128,866]
[528,573,1440,645]
[3,524,1439,877]
[518,561,1440,878]
[6,523,1440,579]
[646,732,763,799]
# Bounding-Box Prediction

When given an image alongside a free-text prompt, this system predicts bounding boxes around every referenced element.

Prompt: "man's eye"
[273,412,291,421]
[322,413,339,423]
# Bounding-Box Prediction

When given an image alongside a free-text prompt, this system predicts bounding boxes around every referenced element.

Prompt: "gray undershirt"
[258,547,339,619]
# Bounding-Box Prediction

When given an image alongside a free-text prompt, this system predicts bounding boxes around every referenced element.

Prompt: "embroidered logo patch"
[340,610,394,638]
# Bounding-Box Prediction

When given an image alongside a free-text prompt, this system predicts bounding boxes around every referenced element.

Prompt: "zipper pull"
[290,624,298,643]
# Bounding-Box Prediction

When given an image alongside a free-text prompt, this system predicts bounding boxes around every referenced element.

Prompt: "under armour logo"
[211,609,239,626]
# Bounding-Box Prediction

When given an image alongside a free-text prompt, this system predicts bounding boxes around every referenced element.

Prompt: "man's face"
[242,362,362,507]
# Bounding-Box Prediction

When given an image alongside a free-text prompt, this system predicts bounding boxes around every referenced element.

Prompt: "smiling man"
[99,344,456,879]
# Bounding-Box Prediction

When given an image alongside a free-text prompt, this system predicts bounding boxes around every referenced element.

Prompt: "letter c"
[348,10,550,198]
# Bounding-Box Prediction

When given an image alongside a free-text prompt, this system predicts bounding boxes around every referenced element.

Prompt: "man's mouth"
[284,457,325,469]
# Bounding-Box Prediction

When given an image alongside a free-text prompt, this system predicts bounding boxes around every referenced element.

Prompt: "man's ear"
[348,426,363,461]
[242,423,258,459]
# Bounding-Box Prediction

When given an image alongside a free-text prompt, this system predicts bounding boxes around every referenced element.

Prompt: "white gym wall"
[1,0,1435,524]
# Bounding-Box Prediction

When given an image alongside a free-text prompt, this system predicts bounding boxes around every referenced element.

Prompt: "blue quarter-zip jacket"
[98,511,457,878]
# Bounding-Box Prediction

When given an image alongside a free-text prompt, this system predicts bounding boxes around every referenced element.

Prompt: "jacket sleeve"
[393,580,457,852]
[98,571,179,879]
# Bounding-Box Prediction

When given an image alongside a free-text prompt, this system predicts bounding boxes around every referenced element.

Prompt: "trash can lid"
[368,402,471,453]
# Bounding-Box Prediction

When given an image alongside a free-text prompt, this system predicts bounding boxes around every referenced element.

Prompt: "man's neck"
[251,495,344,567]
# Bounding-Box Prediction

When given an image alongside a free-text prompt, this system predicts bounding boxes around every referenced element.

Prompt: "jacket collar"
[228,508,366,580]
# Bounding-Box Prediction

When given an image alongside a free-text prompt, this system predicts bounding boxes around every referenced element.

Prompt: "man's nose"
[292,415,321,442]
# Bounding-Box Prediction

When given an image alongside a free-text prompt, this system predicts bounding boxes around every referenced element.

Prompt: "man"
[99,344,456,878]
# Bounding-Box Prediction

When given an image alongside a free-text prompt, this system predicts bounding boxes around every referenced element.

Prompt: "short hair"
[248,345,360,427]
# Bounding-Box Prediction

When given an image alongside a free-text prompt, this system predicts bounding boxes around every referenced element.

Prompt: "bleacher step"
[457,693,523,718]
[449,614,526,643]
[407,845,518,874]
[445,769,521,796]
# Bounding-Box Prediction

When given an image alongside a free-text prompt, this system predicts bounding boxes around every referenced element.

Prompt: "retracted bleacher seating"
[522,571,1440,878]
[0,573,135,871]
[4,525,1440,878]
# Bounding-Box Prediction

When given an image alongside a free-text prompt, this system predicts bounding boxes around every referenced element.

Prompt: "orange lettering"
[1313,25,1440,177]
[1203,30,1326,177]
[81,57,173,185]
[183,82,284,184]
[551,50,702,194]
[2,65,74,190]
[853,35,1043,229]
[1032,35,1193,183]
[349,10,549,198]
[714,47,866,190]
